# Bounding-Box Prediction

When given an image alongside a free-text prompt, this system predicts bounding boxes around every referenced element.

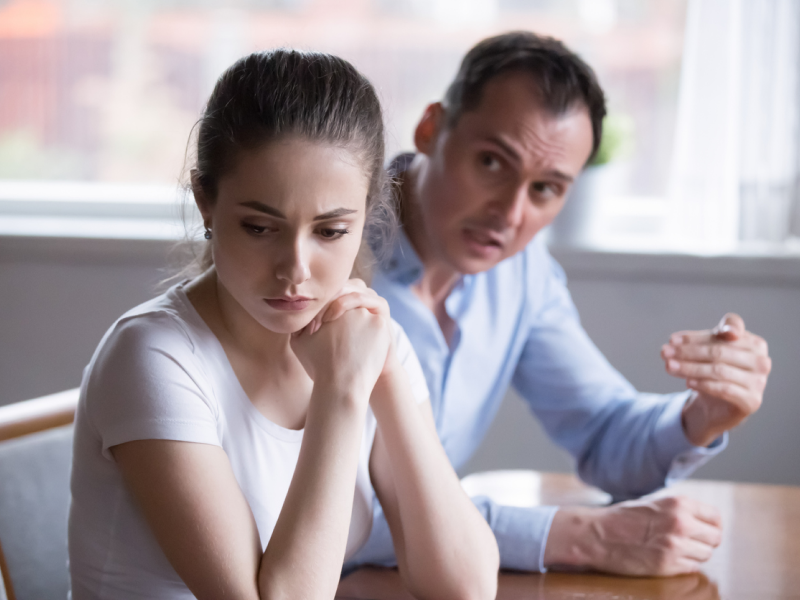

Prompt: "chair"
[0,389,79,600]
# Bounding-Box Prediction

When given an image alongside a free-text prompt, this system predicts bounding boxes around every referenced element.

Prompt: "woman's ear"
[190,169,212,228]
[413,102,445,156]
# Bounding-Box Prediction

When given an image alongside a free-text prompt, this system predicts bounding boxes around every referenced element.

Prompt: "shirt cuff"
[653,391,728,485]
[472,496,558,573]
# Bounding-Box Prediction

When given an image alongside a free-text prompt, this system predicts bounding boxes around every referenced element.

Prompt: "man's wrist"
[543,506,601,569]
[681,391,721,447]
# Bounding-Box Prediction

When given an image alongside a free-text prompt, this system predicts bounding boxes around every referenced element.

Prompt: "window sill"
[549,239,800,286]
[2,181,799,284]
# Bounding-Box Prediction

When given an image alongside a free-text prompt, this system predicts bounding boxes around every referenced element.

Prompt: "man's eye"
[531,182,560,199]
[479,153,502,172]
[318,228,350,240]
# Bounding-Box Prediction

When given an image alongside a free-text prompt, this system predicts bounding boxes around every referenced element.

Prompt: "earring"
[204,228,212,240]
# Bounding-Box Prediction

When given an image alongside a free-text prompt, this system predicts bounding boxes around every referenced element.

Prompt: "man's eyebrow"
[239,201,358,221]
[240,200,285,218]
[544,170,574,184]
[484,136,575,183]
[485,135,522,164]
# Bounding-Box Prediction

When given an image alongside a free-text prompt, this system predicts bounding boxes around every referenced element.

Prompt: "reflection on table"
[337,470,800,600]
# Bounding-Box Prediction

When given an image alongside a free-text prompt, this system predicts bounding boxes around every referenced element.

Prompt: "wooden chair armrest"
[0,389,79,443]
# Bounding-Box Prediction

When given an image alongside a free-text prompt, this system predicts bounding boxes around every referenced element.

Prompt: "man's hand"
[545,496,723,576]
[661,313,771,447]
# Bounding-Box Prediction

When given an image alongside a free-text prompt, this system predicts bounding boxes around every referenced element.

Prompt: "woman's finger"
[321,292,389,323]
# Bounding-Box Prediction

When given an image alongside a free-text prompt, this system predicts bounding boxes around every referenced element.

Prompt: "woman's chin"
[260,312,315,336]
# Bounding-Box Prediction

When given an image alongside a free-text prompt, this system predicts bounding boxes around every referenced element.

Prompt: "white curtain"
[668,0,800,249]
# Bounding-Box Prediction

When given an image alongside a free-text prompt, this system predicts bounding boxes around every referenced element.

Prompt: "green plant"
[590,113,635,166]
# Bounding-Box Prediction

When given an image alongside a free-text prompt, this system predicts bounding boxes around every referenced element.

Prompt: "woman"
[68,50,499,599]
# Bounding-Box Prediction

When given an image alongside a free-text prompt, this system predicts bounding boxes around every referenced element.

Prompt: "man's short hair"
[443,31,607,163]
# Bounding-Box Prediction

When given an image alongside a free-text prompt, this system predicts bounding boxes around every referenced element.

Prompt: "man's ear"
[190,169,212,228]
[413,102,445,156]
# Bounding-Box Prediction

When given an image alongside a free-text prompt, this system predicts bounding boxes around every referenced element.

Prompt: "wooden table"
[337,470,800,600]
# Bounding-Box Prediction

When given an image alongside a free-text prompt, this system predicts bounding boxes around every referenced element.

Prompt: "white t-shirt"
[68,282,429,600]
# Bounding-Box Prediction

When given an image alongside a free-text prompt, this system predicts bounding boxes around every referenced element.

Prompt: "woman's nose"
[274,239,311,285]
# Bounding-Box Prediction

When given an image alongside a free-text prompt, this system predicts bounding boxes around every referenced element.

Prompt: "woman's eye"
[242,222,270,235]
[318,228,350,240]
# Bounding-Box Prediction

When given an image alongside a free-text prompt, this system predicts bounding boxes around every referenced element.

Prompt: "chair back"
[0,390,78,600]
[0,556,8,600]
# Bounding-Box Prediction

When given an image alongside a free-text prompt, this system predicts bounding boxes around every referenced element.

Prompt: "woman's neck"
[187,269,292,363]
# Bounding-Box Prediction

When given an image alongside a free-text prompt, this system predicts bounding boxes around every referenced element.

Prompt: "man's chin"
[448,253,505,276]
[442,243,507,275]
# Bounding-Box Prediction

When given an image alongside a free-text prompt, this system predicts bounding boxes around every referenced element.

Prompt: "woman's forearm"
[258,384,367,600]
[370,366,499,600]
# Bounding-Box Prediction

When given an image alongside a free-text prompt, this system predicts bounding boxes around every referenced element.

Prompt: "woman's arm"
[368,358,500,600]
[112,308,390,600]
[113,383,366,600]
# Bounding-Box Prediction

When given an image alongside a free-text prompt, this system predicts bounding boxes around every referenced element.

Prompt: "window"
[0,0,688,244]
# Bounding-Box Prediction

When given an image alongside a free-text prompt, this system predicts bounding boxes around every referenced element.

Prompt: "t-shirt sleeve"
[85,311,221,460]
[390,318,430,405]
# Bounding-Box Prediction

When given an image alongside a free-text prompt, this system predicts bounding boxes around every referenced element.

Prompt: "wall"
[464,249,800,486]
[2,236,799,485]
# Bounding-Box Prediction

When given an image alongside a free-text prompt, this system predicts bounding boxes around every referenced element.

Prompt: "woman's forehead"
[215,139,370,216]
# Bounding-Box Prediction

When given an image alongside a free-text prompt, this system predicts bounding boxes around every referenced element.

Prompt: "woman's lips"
[264,297,313,311]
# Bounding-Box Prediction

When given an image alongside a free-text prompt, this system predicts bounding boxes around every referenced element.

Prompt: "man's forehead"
[453,96,593,175]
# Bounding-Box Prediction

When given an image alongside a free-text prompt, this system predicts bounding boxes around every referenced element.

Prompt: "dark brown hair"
[442,31,607,162]
[185,49,394,273]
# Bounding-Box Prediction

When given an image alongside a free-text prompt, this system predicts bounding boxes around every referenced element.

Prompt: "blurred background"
[0,0,682,194]
[1,0,798,486]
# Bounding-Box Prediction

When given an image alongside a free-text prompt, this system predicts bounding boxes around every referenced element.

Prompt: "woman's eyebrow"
[313,208,358,221]
[239,201,357,221]
[240,200,285,218]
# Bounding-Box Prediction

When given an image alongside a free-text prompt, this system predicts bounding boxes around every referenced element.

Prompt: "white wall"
[2,236,799,485]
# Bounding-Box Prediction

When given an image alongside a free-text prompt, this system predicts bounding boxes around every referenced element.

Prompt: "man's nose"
[492,186,528,229]
[275,238,311,285]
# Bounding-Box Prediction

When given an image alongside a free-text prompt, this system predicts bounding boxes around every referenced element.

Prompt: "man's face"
[413,71,594,274]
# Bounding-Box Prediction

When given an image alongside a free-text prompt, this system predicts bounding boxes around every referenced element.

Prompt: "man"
[351,31,772,576]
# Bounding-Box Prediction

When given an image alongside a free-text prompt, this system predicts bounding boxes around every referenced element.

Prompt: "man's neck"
[400,158,461,344]
[400,159,461,302]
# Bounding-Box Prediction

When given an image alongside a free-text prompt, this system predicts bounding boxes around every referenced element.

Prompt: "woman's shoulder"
[81,284,222,449]
[100,283,205,357]
[84,283,214,402]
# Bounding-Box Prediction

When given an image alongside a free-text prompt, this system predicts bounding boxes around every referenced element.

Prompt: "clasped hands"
[289,279,398,402]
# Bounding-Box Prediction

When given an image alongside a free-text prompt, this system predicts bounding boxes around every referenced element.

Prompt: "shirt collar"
[382,227,426,286]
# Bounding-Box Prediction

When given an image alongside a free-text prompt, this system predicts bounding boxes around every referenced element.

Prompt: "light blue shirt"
[350,162,726,573]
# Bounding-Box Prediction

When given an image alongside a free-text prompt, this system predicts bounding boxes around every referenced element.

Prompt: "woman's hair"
[179,49,395,276]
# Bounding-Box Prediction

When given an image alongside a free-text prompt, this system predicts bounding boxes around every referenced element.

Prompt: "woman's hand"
[304,278,391,334]
[301,279,400,378]
[290,293,391,402]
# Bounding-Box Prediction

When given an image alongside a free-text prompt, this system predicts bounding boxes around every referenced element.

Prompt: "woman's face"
[197,137,369,334]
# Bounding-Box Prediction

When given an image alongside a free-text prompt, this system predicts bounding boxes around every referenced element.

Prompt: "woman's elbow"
[429,567,499,600]
[475,539,500,600]
[419,547,499,600]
